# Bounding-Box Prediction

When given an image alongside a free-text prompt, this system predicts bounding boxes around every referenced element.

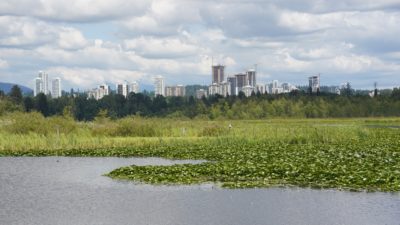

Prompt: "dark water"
[0,157,399,225]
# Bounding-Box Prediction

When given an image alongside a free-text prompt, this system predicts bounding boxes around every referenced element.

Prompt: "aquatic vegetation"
[0,115,399,191]
[107,133,400,192]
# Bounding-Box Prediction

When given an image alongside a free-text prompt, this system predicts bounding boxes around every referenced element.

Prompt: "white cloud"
[0,0,150,22]
[57,28,87,50]
[0,16,54,47]
[48,67,145,89]
[0,59,8,69]
[333,55,373,72]
[123,36,202,58]
[0,16,89,50]
[1,0,400,90]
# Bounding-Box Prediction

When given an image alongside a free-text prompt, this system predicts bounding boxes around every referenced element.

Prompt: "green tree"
[391,87,400,100]
[35,93,49,116]
[23,97,35,112]
[238,91,246,100]
[152,95,167,115]
[9,85,23,104]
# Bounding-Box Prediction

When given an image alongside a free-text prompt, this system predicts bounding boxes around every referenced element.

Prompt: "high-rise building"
[266,83,272,94]
[208,83,219,96]
[38,71,49,95]
[281,83,290,93]
[242,85,255,97]
[272,80,279,89]
[196,89,207,99]
[272,80,281,94]
[34,71,50,96]
[165,85,186,97]
[51,78,62,98]
[97,84,110,100]
[154,76,165,96]
[246,69,256,87]
[128,81,139,94]
[256,84,265,94]
[87,84,110,100]
[212,65,225,84]
[165,86,174,97]
[34,78,42,97]
[116,83,128,97]
[219,81,231,97]
[175,85,185,97]
[227,76,237,96]
[235,73,247,94]
[309,75,320,93]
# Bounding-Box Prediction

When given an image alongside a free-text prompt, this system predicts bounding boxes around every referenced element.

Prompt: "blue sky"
[0,0,399,90]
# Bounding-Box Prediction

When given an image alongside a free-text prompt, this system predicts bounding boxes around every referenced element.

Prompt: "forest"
[1,85,400,121]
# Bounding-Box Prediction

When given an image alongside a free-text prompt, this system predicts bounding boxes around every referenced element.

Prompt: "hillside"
[0,82,33,95]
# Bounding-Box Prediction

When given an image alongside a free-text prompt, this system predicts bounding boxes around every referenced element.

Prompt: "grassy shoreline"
[1,114,400,192]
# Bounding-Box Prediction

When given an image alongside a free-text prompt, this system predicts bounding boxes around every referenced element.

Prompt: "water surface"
[0,157,399,225]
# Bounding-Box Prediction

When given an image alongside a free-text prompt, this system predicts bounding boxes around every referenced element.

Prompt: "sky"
[0,0,400,91]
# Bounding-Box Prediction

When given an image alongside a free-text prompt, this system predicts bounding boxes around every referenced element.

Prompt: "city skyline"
[34,71,62,98]
[0,0,400,90]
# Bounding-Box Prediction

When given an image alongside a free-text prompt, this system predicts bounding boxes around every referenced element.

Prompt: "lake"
[0,157,399,225]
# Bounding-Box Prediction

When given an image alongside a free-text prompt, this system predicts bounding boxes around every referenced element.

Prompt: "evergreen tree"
[391,87,400,100]
[9,85,23,104]
[238,91,246,100]
[35,93,49,116]
[152,95,167,115]
[23,97,35,112]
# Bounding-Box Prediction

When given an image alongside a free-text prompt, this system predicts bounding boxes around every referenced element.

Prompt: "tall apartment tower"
[309,75,320,93]
[52,78,62,98]
[97,84,110,100]
[34,77,42,97]
[116,83,128,97]
[38,71,49,95]
[154,76,165,96]
[165,85,186,97]
[212,65,225,84]
[246,69,256,87]
[196,89,207,99]
[235,73,247,94]
[129,81,139,94]
[227,76,237,96]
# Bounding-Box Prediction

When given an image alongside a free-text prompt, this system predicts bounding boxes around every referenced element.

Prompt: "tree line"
[1,85,400,120]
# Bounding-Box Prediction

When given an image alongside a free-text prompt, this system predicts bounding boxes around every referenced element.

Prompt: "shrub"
[199,125,228,137]
[92,117,157,137]
[3,112,50,135]
[47,116,77,135]
[3,112,78,135]
[0,99,23,116]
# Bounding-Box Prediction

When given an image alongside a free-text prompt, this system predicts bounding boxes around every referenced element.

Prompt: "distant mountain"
[0,82,33,95]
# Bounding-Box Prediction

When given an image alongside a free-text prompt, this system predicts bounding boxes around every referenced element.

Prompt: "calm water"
[0,157,399,225]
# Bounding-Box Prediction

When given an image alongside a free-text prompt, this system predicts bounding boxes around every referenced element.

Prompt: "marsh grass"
[1,113,399,191]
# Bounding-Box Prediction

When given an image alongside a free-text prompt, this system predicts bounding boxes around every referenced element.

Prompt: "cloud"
[119,0,201,37]
[57,28,88,50]
[0,16,54,47]
[0,0,150,22]
[47,67,145,89]
[0,0,400,90]
[0,16,89,50]
[0,58,8,69]
[123,36,203,58]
